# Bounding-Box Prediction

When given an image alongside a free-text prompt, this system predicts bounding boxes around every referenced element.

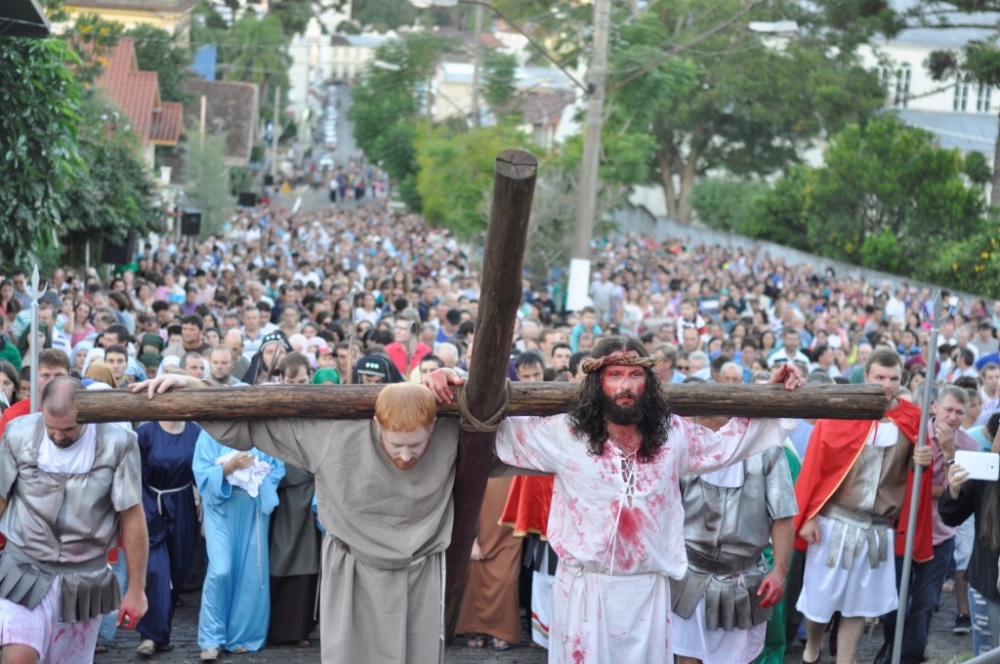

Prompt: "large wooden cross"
[74,150,888,641]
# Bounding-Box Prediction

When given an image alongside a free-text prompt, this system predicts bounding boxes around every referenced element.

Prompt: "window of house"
[894,64,912,108]
[955,75,970,111]
[977,84,992,113]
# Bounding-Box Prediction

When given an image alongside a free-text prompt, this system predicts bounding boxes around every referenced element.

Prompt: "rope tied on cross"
[455,378,512,433]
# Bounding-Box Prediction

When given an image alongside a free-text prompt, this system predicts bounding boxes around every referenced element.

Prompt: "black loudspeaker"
[263,174,274,186]
[181,210,202,236]
[102,229,137,265]
[238,192,259,207]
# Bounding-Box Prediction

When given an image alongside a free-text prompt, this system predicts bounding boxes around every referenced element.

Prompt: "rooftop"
[895,108,997,153]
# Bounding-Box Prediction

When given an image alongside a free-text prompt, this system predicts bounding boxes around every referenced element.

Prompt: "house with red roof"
[93,37,184,169]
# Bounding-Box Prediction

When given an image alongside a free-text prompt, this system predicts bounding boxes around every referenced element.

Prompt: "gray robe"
[200,417,459,664]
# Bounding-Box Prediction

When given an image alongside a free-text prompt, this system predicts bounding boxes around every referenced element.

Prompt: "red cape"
[499,475,554,539]
[793,399,934,563]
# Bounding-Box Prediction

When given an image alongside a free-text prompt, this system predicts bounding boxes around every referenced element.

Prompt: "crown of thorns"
[580,351,658,374]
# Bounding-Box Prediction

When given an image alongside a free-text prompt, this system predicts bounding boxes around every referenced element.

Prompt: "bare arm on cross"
[758,516,794,609]
[117,503,148,629]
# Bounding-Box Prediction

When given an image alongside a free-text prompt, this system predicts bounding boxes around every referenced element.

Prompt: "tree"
[746,114,988,286]
[482,49,517,112]
[414,123,533,238]
[182,129,234,237]
[607,0,888,222]
[924,34,1000,205]
[218,14,291,101]
[62,96,162,251]
[348,33,454,210]
[0,39,85,271]
[690,178,770,233]
[125,24,193,103]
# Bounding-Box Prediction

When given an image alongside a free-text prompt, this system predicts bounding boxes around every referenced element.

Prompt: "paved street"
[94,583,972,663]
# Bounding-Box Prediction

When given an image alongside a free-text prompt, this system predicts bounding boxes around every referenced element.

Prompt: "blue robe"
[136,421,200,644]
[193,432,284,652]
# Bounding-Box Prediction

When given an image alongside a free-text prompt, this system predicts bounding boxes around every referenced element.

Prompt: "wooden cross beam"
[72,150,890,644]
[75,382,889,423]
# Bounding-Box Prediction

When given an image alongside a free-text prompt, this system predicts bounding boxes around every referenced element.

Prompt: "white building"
[859,4,999,159]
[432,61,579,148]
[329,33,396,81]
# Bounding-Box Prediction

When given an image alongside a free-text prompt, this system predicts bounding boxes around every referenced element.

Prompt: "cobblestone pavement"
[94,584,972,663]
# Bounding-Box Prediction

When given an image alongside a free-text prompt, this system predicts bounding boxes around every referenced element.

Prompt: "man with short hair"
[768,329,810,369]
[277,353,312,385]
[222,330,250,380]
[181,353,205,380]
[208,346,245,387]
[651,343,684,385]
[104,345,130,386]
[874,384,978,664]
[134,376,463,664]
[682,327,701,354]
[795,349,933,664]
[514,352,544,383]
[165,315,210,358]
[717,361,744,384]
[435,343,461,370]
[241,307,264,360]
[0,376,148,661]
[0,350,72,438]
[980,363,1000,405]
[550,343,572,372]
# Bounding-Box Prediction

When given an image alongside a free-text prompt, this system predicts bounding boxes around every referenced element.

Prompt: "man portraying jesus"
[132,375,460,664]
[424,335,803,663]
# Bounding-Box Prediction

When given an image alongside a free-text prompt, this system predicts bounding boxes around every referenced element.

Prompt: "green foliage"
[483,49,517,111]
[964,151,992,187]
[183,130,234,237]
[352,0,464,32]
[0,38,85,272]
[352,0,417,31]
[606,0,887,221]
[270,0,318,37]
[66,13,122,84]
[690,178,770,233]
[348,33,454,211]
[414,123,533,238]
[217,14,291,100]
[124,25,193,103]
[746,115,993,292]
[63,96,162,246]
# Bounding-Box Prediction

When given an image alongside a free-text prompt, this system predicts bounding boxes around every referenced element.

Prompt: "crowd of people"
[0,195,998,663]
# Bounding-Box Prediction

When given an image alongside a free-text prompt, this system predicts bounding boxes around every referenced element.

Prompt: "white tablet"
[955,450,1000,482]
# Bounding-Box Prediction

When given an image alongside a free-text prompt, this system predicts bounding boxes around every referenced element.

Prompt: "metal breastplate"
[830,424,910,518]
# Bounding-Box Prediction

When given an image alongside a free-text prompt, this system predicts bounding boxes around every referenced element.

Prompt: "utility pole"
[470,3,484,126]
[566,0,610,310]
[270,85,281,179]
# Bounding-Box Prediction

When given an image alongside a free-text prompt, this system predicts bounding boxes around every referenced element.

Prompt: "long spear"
[25,267,47,414]
[892,291,942,664]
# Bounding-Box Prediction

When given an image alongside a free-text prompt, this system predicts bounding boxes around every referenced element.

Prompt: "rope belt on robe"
[820,503,893,570]
[149,483,193,516]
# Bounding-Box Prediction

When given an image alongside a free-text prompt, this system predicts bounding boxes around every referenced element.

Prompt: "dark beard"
[598,389,645,425]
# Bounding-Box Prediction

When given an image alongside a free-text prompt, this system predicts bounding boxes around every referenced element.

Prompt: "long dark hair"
[979,413,1000,550]
[567,336,673,462]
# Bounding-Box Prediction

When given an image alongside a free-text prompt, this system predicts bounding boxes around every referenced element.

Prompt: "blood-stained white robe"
[494,414,795,664]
